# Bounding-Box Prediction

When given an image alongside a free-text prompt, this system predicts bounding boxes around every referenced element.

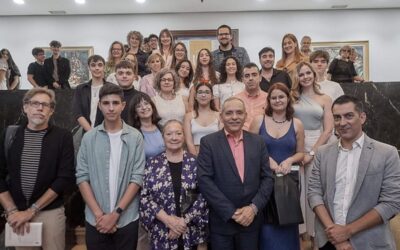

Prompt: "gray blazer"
[308,134,400,249]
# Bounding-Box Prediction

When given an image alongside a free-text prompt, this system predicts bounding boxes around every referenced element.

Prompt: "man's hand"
[334,240,353,250]
[96,212,119,234]
[325,224,352,244]
[7,210,35,235]
[232,206,255,227]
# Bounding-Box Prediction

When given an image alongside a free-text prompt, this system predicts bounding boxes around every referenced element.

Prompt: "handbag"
[265,168,303,226]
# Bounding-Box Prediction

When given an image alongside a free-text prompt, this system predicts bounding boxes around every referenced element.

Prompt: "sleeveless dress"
[191,116,219,145]
[293,94,324,237]
[259,117,300,250]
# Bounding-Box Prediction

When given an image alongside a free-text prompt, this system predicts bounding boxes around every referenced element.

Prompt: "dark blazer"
[44,56,71,89]
[197,129,274,235]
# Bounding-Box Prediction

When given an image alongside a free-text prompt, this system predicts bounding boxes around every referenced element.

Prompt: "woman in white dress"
[153,68,187,127]
[213,56,245,110]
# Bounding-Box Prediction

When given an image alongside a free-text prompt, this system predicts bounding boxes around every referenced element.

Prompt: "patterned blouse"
[140,151,208,250]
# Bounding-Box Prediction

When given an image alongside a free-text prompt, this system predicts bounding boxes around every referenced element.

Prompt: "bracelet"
[30,203,40,214]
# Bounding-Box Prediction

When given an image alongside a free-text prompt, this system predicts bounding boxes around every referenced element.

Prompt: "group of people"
[0,24,398,250]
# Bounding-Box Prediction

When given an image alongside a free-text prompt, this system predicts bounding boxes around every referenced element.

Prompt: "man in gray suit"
[308,95,400,250]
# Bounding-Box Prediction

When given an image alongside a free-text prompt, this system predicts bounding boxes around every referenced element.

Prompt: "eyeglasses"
[161,78,174,82]
[135,101,151,109]
[218,33,230,37]
[197,90,211,95]
[26,101,53,109]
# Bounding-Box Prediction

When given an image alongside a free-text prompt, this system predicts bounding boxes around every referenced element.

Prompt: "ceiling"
[1,0,399,16]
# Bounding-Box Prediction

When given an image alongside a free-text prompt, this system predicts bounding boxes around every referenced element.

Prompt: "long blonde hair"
[291,61,322,102]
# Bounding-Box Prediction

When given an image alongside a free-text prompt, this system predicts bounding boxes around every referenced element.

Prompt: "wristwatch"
[308,150,315,157]
[115,207,124,215]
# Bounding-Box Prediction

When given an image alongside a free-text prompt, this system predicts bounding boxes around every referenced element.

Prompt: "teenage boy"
[44,40,71,89]
[76,83,145,250]
[72,55,107,132]
[310,50,344,102]
[114,60,140,122]
[27,47,47,88]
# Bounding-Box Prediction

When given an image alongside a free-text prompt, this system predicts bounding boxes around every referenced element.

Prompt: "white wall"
[1,9,400,88]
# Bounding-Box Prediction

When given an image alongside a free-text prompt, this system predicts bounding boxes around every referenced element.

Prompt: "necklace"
[272,116,287,124]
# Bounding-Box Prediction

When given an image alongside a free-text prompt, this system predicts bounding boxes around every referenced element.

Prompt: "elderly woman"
[139,53,165,98]
[328,45,364,83]
[140,120,208,250]
[153,68,187,127]
[249,83,305,250]
[126,30,149,77]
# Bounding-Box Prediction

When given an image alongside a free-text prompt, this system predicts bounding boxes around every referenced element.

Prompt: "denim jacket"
[212,45,250,72]
[76,122,145,228]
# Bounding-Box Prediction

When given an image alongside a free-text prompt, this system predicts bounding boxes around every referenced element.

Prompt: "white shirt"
[213,81,245,106]
[90,85,102,127]
[318,79,344,102]
[333,133,365,225]
[108,130,123,212]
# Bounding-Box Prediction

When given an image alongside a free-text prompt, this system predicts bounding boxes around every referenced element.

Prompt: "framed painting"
[44,46,94,88]
[171,29,239,66]
[311,41,369,81]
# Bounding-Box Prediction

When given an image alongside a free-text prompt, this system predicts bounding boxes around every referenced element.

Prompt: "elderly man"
[308,95,400,250]
[198,97,273,250]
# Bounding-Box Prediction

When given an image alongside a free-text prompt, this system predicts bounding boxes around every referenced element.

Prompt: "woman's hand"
[165,215,187,235]
[269,157,279,172]
[278,158,293,175]
[303,154,314,165]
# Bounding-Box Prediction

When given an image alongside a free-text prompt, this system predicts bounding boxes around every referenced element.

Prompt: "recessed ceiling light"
[13,0,25,5]
[136,0,146,3]
[75,0,86,4]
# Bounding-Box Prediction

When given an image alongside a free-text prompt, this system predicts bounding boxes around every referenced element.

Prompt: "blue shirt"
[143,128,165,159]
[76,122,145,227]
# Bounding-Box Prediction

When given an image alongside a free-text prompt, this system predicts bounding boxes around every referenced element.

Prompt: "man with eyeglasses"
[44,40,71,89]
[0,88,75,250]
[212,24,250,72]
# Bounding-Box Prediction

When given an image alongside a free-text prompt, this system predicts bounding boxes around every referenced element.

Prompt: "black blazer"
[44,56,71,89]
[197,129,273,235]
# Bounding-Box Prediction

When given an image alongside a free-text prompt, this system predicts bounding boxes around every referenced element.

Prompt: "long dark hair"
[175,59,194,89]
[170,42,188,70]
[193,82,218,118]
[193,48,218,85]
[0,48,21,76]
[265,82,294,121]
[218,56,242,84]
[128,92,161,131]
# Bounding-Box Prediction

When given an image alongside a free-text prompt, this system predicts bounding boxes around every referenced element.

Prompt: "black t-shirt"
[260,69,292,93]
[27,62,47,87]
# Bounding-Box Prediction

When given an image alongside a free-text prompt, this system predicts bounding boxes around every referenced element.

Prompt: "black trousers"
[210,230,259,250]
[319,241,336,250]
[85,219,139,250]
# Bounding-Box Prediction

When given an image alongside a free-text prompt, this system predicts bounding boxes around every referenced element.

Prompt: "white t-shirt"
[108,130,123,212]
[90,85,102,127]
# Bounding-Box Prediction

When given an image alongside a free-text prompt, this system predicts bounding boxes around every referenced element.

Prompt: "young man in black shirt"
[27,47,47,88]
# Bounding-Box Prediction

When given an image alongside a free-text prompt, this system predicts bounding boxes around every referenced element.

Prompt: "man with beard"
[258,47,291,93]
[212,24,250,71]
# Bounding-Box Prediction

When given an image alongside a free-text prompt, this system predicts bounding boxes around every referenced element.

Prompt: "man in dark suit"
[44,40,71,89]
[197,97,274,250]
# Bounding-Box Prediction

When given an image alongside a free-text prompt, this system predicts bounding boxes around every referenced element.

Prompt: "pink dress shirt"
[234,89,267,130]
[225,130,245,182]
